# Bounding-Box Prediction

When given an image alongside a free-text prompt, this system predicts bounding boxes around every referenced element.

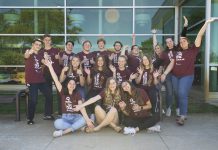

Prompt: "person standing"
[24,38,53,125]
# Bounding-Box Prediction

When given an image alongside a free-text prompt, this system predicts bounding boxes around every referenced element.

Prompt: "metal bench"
[0,88,29,121]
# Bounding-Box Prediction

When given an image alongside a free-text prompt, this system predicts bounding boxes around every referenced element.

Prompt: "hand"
[137,66,143,75]
[72,104,83,112]
[122,45,129,51]
[77,69,83,75]
[153,70,160,78]
[86,119,95,128]
[62,66,69,72]
[160,74,166,83]
[129,73,138,81]
[183,16,188,27]
[132,104,141,112]
[90,58,95,64]
[84,67,91,75]
[55,53,60,60]
[119,101,126,110]
[206,18,215,23]
[151,29,157,34]
[109,53,114,61]
[44,58,52,67]
[109,65,116,73]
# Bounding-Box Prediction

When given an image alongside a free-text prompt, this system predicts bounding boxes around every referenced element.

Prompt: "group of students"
[24,17,215,137]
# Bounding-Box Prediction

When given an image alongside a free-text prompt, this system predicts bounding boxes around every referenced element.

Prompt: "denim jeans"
[163,73,174,109]
[54,113,86,132]
[28,82,53,121]
[76,85,86,100]
[172,75,194,116]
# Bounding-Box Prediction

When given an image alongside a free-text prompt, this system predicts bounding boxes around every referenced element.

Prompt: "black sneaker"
[43,115,55,120]
[27,120,34,125]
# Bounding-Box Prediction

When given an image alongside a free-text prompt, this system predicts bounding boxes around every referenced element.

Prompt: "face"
[66,42,73,51]
[83,42,91,52]
[179,37,189,50]
[165,38,174,49]
[142,56,150,66]
[131,46,139,56]
[71,57,80,68]
[67,80,76,91]
[118,57,126,68]
[43,37,52,47]
[97,57,104,67]
[155,45,162,55]
[32,41,42,51]
[109,79,117,91]
[98,41,105,49]
[121,82,131,92]
[114,43,122,51]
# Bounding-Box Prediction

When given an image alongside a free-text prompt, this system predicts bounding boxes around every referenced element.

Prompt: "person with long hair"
[59,56,86,100]
[73,77,122,133]
[161,18,215,125]
[43,57,94,138]
[119,81,160,135]
[127,45,142,74]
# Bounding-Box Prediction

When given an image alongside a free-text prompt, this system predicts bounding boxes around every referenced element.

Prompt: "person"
[40,34,61,118]
[135,55,161,115]
[43,56,94,138]
[161,18,215,125]
[85,56,112,115]
[160,16,188,117]
[59,41,75,67]
[119,81,161,135]
[76,40,95,70]
[59,56,86,100]
[24,38,53,125]
[127,45,142,74]
[73,77,122,133]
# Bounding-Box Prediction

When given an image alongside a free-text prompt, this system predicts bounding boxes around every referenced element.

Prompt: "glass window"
[0,9,64,34]
[209,67,218,92]
[67,9,132,34]
[67,36,132,53]
[136,0,174,6]
[210,21,218,63]
[135,8,174,34]
[212,0,218,17]
[0,0,64,6]
[67,0,132,6]
[182,0,205,6]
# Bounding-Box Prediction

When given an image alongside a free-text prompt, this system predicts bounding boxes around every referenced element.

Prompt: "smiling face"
[83,41,91,52]
[67,80,76,91]
[32,41,42,51]
[97,56,104,67]
[118,56,126,68]
[179,37,189,50]
[43,37,52,47]
[114,43,122,51]
[121,81,131,93]
[98,41,105,49]
[142,56,150,66]
[155,45,162,56]
[71,57,80,68]
[131,45,139,56]
[165,38,174,49]
[108,79,117,92]
[66,42,73,52]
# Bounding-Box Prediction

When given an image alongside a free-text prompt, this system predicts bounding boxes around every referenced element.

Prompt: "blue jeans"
[163,73,174,109]
[76,85,86,100]
[54,113,86,132]
[172,75,194,116]
[28,82,53,121]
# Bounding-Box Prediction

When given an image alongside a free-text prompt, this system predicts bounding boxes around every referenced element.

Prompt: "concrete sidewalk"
[0,113,218,150]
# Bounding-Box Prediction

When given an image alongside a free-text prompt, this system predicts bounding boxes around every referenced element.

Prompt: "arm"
[151,29,157,50]
[84,68,91,85]
[161,59,175,82]
[109,65,116,78]
[24,49,34,59]
[59,66,69,83]
[44,59,62,92]
[135,67,143,84]
[81,95,101,108]
[195,18,215,47]
[180,16,188,38]
[132,99,152,112]
[77,68,85,86]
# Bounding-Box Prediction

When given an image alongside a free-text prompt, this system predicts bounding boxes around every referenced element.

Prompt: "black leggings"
[122,114,159,130]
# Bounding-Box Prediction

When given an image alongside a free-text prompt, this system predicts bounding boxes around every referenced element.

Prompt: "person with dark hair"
[76,40,95,70]
[161,18,215,125]
[59,41,75,67]
[24,38,53,125]
[40,34,62,118]
[44,57,94,138]
[59,56,86,100]
[73,77,122,133]
[127,45,142,74]
[109,41,128,68]
[119,81,160,135]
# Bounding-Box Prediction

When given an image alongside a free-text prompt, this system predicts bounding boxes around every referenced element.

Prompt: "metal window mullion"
[174,6,179,45]
[64,0,67,43]
[0,6,64,9]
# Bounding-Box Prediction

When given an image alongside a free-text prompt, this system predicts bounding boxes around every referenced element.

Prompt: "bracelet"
[163,73,167,76]
[79,74,83,76]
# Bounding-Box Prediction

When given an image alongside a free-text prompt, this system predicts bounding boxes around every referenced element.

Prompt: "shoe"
[176,116,185,126]
[176,108,180,117]
[43,115,55,120]
[166,107,171,117]
[123,127,136,135]
[27,120,34,125]
[147,124,161,132]
[53,130,63,138]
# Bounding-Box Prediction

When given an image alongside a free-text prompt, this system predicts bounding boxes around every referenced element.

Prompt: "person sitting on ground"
[44,56,94,138]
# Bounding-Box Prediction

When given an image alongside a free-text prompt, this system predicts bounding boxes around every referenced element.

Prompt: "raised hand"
[206,18,215,23]
[132,104,141,112]
[183,16,188,27]
[137,66,143,75]
[77,69,83,75]
[84,67,91,75]
[151,29,157,34]
[130,73,138,81]
[109,64,116,73]
[109,53,114,61]
[153,70,160,78]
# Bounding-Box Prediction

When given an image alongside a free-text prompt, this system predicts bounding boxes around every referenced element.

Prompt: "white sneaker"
[176,108,180,117]
[166,107,171,117]
[53,130,63,138]
[123,127,136,135]
[147,124,161,132]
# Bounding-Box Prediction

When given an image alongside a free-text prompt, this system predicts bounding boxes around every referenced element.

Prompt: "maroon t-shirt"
[116,68,131,85]
[93,50,112,66]
[127,55,141,73]
[172,44,199,77]
[25,53,45,84]
[76,51,95,69]
[59,89,82,114]
[59,51,75,67]
[66,70,81,85]
[40,47,62,76]
[111,50,128,68]
[123,88,150,118]
[160,49,174,68]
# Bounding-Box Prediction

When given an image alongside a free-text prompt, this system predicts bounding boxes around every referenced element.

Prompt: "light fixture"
[136,13,150,27]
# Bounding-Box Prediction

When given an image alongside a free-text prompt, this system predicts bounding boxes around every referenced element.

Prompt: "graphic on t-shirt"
[129,98,136,105]
[83,56,90,68]
[176,51,184,65]
[65,96,73,112]
[168,50,174,61]
[116,72,122,85]
[142,72,148,86]
[113,54,118,64]
[94,73,100,88]
[33,55,41,73]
